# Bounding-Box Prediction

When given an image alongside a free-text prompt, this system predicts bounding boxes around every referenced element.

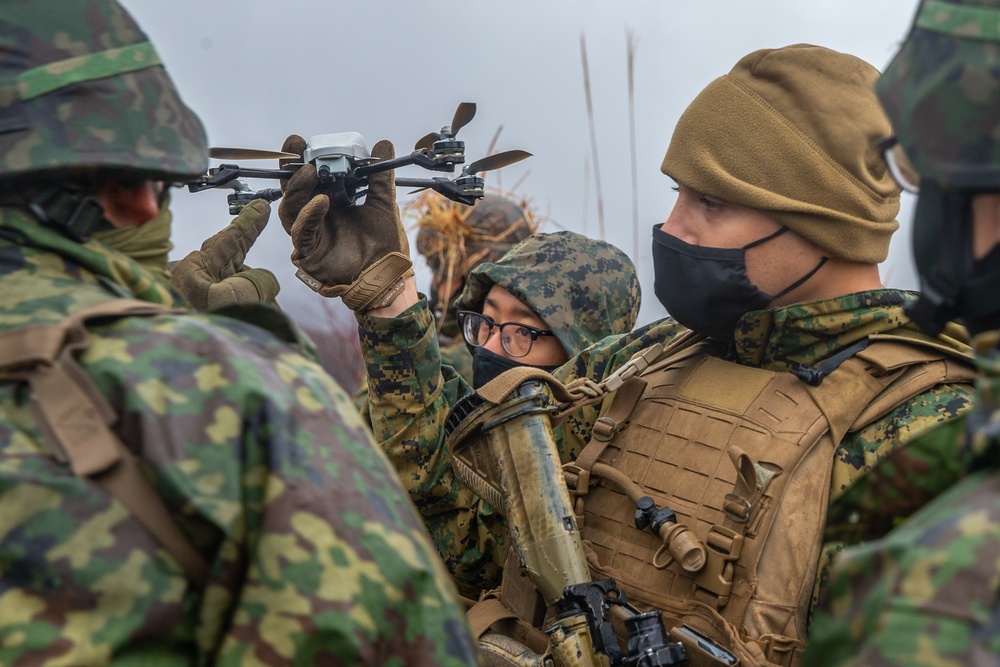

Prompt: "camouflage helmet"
[0,0,208,183]
[876,0,1000,189]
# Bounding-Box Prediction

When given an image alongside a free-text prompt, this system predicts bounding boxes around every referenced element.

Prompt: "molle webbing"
[0,299,209,586]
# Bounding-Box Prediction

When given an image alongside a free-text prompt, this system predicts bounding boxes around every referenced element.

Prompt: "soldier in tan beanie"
[653,43,904,341]
[295,44,977,666]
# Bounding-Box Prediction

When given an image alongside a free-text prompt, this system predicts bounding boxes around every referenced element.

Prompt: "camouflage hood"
[876,0,1000,188]
[0,0,208,182]
[457,231,640,357]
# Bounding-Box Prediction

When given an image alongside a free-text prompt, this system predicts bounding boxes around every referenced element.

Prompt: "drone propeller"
[402,148,532,198]
[413,132,439,153]
[414,102,477,150]
[465,149,532,175]
[450,102,477,136]
[209,147,300,160]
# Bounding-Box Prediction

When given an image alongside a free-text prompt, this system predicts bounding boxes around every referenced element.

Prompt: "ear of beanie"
[662,44,900,263]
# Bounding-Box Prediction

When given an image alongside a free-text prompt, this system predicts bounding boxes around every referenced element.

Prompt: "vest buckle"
[723,493,752,523]
[562,462,591,496]
[591,416,622,442]
[603,342,663,392]
[695,525,744,607]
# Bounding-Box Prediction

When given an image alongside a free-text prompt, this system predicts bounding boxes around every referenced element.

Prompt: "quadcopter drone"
[187,103,531,214]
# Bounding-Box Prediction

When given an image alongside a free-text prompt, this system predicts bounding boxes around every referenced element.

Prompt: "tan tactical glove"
[170,199,280,311]
[278,135,412,312]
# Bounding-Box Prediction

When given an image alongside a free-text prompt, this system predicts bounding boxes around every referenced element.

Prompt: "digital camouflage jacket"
[361,287,974,602]
[440,343,473,387]
[355,321,471,416]
[804,330,1000,666]
[0,207,478,666]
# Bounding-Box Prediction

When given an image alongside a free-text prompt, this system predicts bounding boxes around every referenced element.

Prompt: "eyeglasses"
[878,137,920,194]
[458,310,555,358]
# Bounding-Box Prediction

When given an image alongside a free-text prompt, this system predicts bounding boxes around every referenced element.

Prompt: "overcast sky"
[120,1,921,327]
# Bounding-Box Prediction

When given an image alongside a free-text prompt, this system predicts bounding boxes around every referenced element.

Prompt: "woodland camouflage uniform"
[805,1,1000,663]
[0,1,478,665]
[360,230,641,597]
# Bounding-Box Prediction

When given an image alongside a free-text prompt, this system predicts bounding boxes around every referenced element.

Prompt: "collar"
[731,290,917,369]
[0,206,186,310]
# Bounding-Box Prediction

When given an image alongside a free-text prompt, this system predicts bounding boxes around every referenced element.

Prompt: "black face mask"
[472,347,560,389]
[651,225,827,341]
[908,181,1000,337]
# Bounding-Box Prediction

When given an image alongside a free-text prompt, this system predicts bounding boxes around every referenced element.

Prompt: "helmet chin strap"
[26,185,105,242]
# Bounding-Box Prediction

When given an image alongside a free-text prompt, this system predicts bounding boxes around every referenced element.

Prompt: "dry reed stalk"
[627,29,640,269]
[580,33,606,240]
[486,124,504,190]
[509,169,531,194]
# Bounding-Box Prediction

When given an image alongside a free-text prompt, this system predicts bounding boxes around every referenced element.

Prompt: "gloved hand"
[277,135,412,312]
[170,199,280,311]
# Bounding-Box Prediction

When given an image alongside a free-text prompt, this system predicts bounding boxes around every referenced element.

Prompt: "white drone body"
[302,132,374,177]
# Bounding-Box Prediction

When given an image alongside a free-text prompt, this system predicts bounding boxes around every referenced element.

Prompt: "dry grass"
[406,188,545,328]
[627,29,640,267]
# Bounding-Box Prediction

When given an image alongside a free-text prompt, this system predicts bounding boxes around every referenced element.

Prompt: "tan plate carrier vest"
[471,333,976,667]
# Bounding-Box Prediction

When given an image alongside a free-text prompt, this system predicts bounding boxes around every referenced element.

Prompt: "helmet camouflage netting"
[412,191,539,321]
[413,192,539,280]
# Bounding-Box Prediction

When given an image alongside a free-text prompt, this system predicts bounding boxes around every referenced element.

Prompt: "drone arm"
[394,177,482,206]
[393,177,438,189]
[187,165,297,194]
[235,167,299,179]
[352,152,422,179]
[187,165,242,193]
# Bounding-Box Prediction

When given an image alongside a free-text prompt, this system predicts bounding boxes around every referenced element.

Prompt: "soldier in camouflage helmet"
[278,44,978,665]
[0,1,479,665]
[805,1,1000,664]
[414,192,537,383]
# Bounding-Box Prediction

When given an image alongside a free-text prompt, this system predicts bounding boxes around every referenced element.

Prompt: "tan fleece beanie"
[662,44,900,263]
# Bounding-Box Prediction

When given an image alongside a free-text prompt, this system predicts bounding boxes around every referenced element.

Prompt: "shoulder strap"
[0,299,209,586]
[847,334,977,431]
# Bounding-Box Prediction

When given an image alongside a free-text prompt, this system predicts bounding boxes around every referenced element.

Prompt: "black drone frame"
[186,103,530,213]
